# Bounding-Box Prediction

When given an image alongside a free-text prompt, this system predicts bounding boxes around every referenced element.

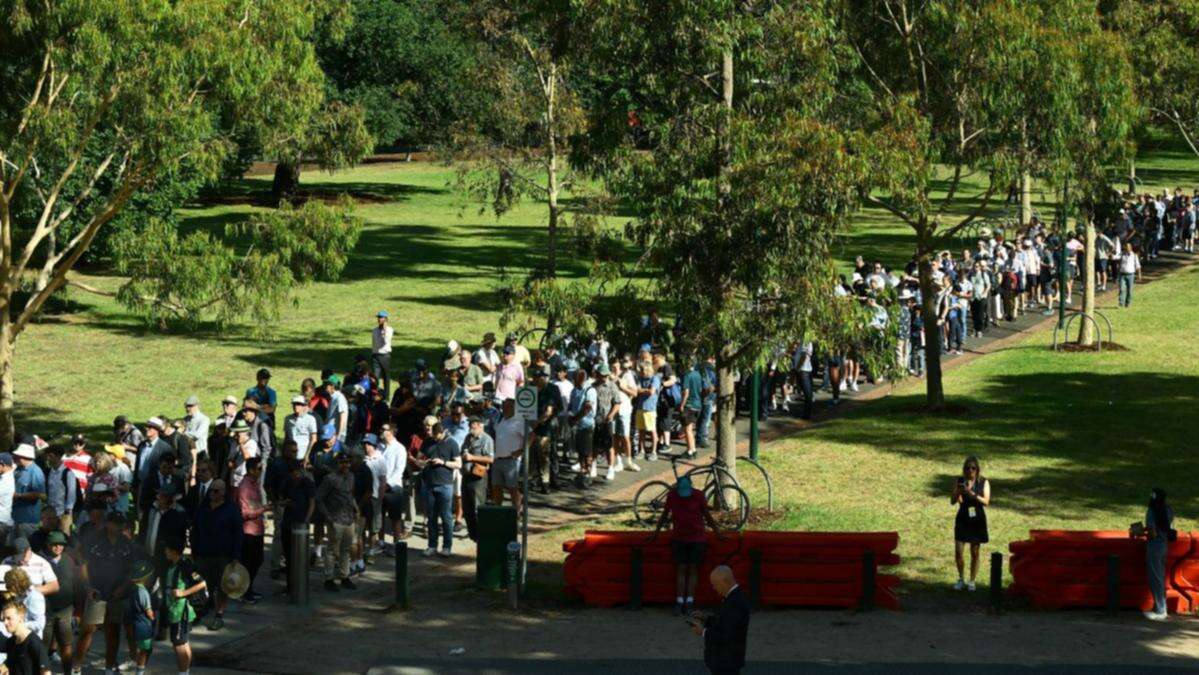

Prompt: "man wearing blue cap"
[372,310,393,385]
[656,476,719,616]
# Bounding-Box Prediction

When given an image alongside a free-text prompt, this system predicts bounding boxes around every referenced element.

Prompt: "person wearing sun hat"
[227,418,259,489]
[134,417,172,490]
[283,394,319,463]
[11,443,45,541]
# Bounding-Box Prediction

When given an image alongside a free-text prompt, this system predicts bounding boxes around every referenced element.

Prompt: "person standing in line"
[1117,245,1142,307]
[235,458,267,604]
[413,423,461,558]
[379,425,410,544]
[490,401,526,514]
[371,310,394,386]
[459,418,494,542]
[183,396,210,470]
[283,395,320,464]
[679,360,704,456]
[1,601,52,675]
[316,454,358,592]
[611,358,640,470]
[43,446,79,536]
[1142,488,1174,621]
[11,445,45,542]
[951,456,990,591]
[245,368,278,431]
[161,538,205,675]
[688,565,750,675]
[42,531,77,671]
[189,480,241,630]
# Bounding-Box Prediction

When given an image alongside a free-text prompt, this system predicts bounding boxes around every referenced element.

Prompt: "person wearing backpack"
[162,537,206,674]
[653,351,680,454]
[43,446,80,535]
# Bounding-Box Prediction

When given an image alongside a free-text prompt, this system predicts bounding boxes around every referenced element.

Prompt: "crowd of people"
[0,193,1192,673]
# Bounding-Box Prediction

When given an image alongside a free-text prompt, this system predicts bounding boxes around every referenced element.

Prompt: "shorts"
[195,556,232,599]
[592,422,613,453]
[83,595,126,626]
[43,606,73,648]
[574,427,595,459]
[615,409,631,438]
[656,407,677,434]
[634,410,656,432]
[682,408,700,426]
[169,619,191,646]
[136,638,153,653]
[827,356,843,368]
[491,457,521,489]
[672,541,706,566]
[371,495,383,533]
[383,488,406,520]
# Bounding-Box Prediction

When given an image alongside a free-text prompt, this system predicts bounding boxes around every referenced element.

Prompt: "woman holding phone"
[952,456,990,590]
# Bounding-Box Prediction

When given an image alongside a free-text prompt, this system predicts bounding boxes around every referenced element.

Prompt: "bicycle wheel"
[633,480,672,526]
[704,482,750,531]
[734,456,772,512]
[684,464,740,495]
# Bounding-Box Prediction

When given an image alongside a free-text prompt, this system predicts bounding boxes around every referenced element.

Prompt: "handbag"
[469,462,489,479]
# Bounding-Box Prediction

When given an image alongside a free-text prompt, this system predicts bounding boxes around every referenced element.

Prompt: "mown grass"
[16,134,1199,468]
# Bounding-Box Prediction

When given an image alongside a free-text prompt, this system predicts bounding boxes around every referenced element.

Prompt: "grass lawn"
[530,260,1199,599]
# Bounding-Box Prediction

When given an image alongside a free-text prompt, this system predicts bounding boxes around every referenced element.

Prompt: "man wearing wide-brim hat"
[227,419,259,489]
[11,444,45,542]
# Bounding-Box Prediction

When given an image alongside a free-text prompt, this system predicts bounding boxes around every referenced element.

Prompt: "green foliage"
[317,0,484,148]
[596,0,874,372]
[1101,0,1199,156]
[111,198,362,330]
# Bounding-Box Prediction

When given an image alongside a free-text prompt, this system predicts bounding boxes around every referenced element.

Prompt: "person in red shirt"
[656,476,719,615]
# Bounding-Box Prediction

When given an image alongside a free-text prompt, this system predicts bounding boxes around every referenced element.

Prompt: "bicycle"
[632,453,750,531]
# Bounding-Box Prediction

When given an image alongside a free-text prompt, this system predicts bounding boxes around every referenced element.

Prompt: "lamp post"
[749,367,760,461]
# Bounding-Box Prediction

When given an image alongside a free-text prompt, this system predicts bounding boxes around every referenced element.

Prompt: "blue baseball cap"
[676,476,693,498]
[377,310,389,318]
[362,433,379,447]
[639,343,653,353]
[320,423,337,441]
[0,453,13,467]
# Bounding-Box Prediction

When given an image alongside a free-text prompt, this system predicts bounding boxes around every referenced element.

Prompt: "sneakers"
[625,461,642,472]
[605,466,616,481]
[325,580,340,592]
[953,579,965,591]
[423,547,436,557]
[117,659,138,672]
[341,578,358,591]
[1143,610,1168,621]
[569,462,582,472]
[588,463,598,479]
[967,582,976,592]
[207,614,225,631]
[438,548,452,558]
[453,521,465,533]
[648,452,659,462]
[613,456,624,472]
[369,542,386,556]
[849,381,859,392]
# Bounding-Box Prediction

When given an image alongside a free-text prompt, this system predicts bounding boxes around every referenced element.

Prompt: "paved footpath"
[108,251,1197,674]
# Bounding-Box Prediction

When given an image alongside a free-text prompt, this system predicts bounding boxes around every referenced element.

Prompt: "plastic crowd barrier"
[1008,530,1198,613]
[562,530,901,609]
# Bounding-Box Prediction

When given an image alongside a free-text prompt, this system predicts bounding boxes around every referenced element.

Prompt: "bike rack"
[1052,309,1113,352]
[736,456,773,512]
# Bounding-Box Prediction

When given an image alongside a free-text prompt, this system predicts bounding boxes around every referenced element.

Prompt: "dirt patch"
[1053,340,1131,353]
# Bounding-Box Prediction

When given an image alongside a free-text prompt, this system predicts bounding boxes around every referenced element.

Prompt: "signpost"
[514,385,538,592]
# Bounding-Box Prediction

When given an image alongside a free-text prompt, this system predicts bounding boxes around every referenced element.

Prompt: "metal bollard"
[629,547,643,610]
[506,541,521,610]
[990,552,1003,613]
[395,541,409,609]
[1106,554,1120,613]
[860,550,876,611]
[288,525,309,605]
[749,549,762,609]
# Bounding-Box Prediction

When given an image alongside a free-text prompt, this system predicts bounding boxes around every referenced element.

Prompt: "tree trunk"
[0,315,14,451]
[271,158,301,207]
[1128,158,1137,195]
[545,61,560,281]
[716,354,737,482]
[1078,218,1097,346]
[1019,172,1033,225]
[917,227,944,409]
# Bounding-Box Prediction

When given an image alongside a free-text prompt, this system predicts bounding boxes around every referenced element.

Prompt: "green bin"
[476,505,518,589]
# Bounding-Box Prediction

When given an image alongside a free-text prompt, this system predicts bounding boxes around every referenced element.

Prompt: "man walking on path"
[1117,245,1142,307]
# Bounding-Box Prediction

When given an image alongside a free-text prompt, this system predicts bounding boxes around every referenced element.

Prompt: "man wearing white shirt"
[0,454,18,545]
[372,310,394,383]
[283,395,319,463]
[491,400,527,513]
[183,395,210,461]
[473,332,500,384]
[380,424,411,543]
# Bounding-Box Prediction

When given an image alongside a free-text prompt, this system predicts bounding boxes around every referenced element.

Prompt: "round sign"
[516,387,537,409]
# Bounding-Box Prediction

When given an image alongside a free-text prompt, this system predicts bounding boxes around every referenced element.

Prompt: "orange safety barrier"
[562,530,901,610]
[1009,530,1198,614]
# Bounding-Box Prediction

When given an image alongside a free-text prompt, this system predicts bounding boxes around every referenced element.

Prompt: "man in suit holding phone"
[689,565,750,675]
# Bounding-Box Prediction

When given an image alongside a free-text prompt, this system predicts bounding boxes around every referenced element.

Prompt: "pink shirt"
[236,478,266,536]
[494,362,525,402]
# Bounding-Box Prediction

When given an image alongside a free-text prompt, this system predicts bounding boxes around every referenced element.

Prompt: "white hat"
[291,394,307,405]
[146,417,165,431]
[898,290,914,300]
[12,444,34,460]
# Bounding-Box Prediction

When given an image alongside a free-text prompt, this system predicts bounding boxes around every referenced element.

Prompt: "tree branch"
[867,194,918,229]
[942,172,998,238]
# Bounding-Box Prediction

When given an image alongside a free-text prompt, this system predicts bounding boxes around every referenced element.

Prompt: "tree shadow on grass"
[818,371,1199,521]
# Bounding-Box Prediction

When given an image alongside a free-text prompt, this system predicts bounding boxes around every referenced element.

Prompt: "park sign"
[515,386,539,422]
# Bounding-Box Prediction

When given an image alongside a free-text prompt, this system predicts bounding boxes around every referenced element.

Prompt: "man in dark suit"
[139,451,185,513]
[138,483,190,577]
[183,459,215,519]
[690,565,750,675]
